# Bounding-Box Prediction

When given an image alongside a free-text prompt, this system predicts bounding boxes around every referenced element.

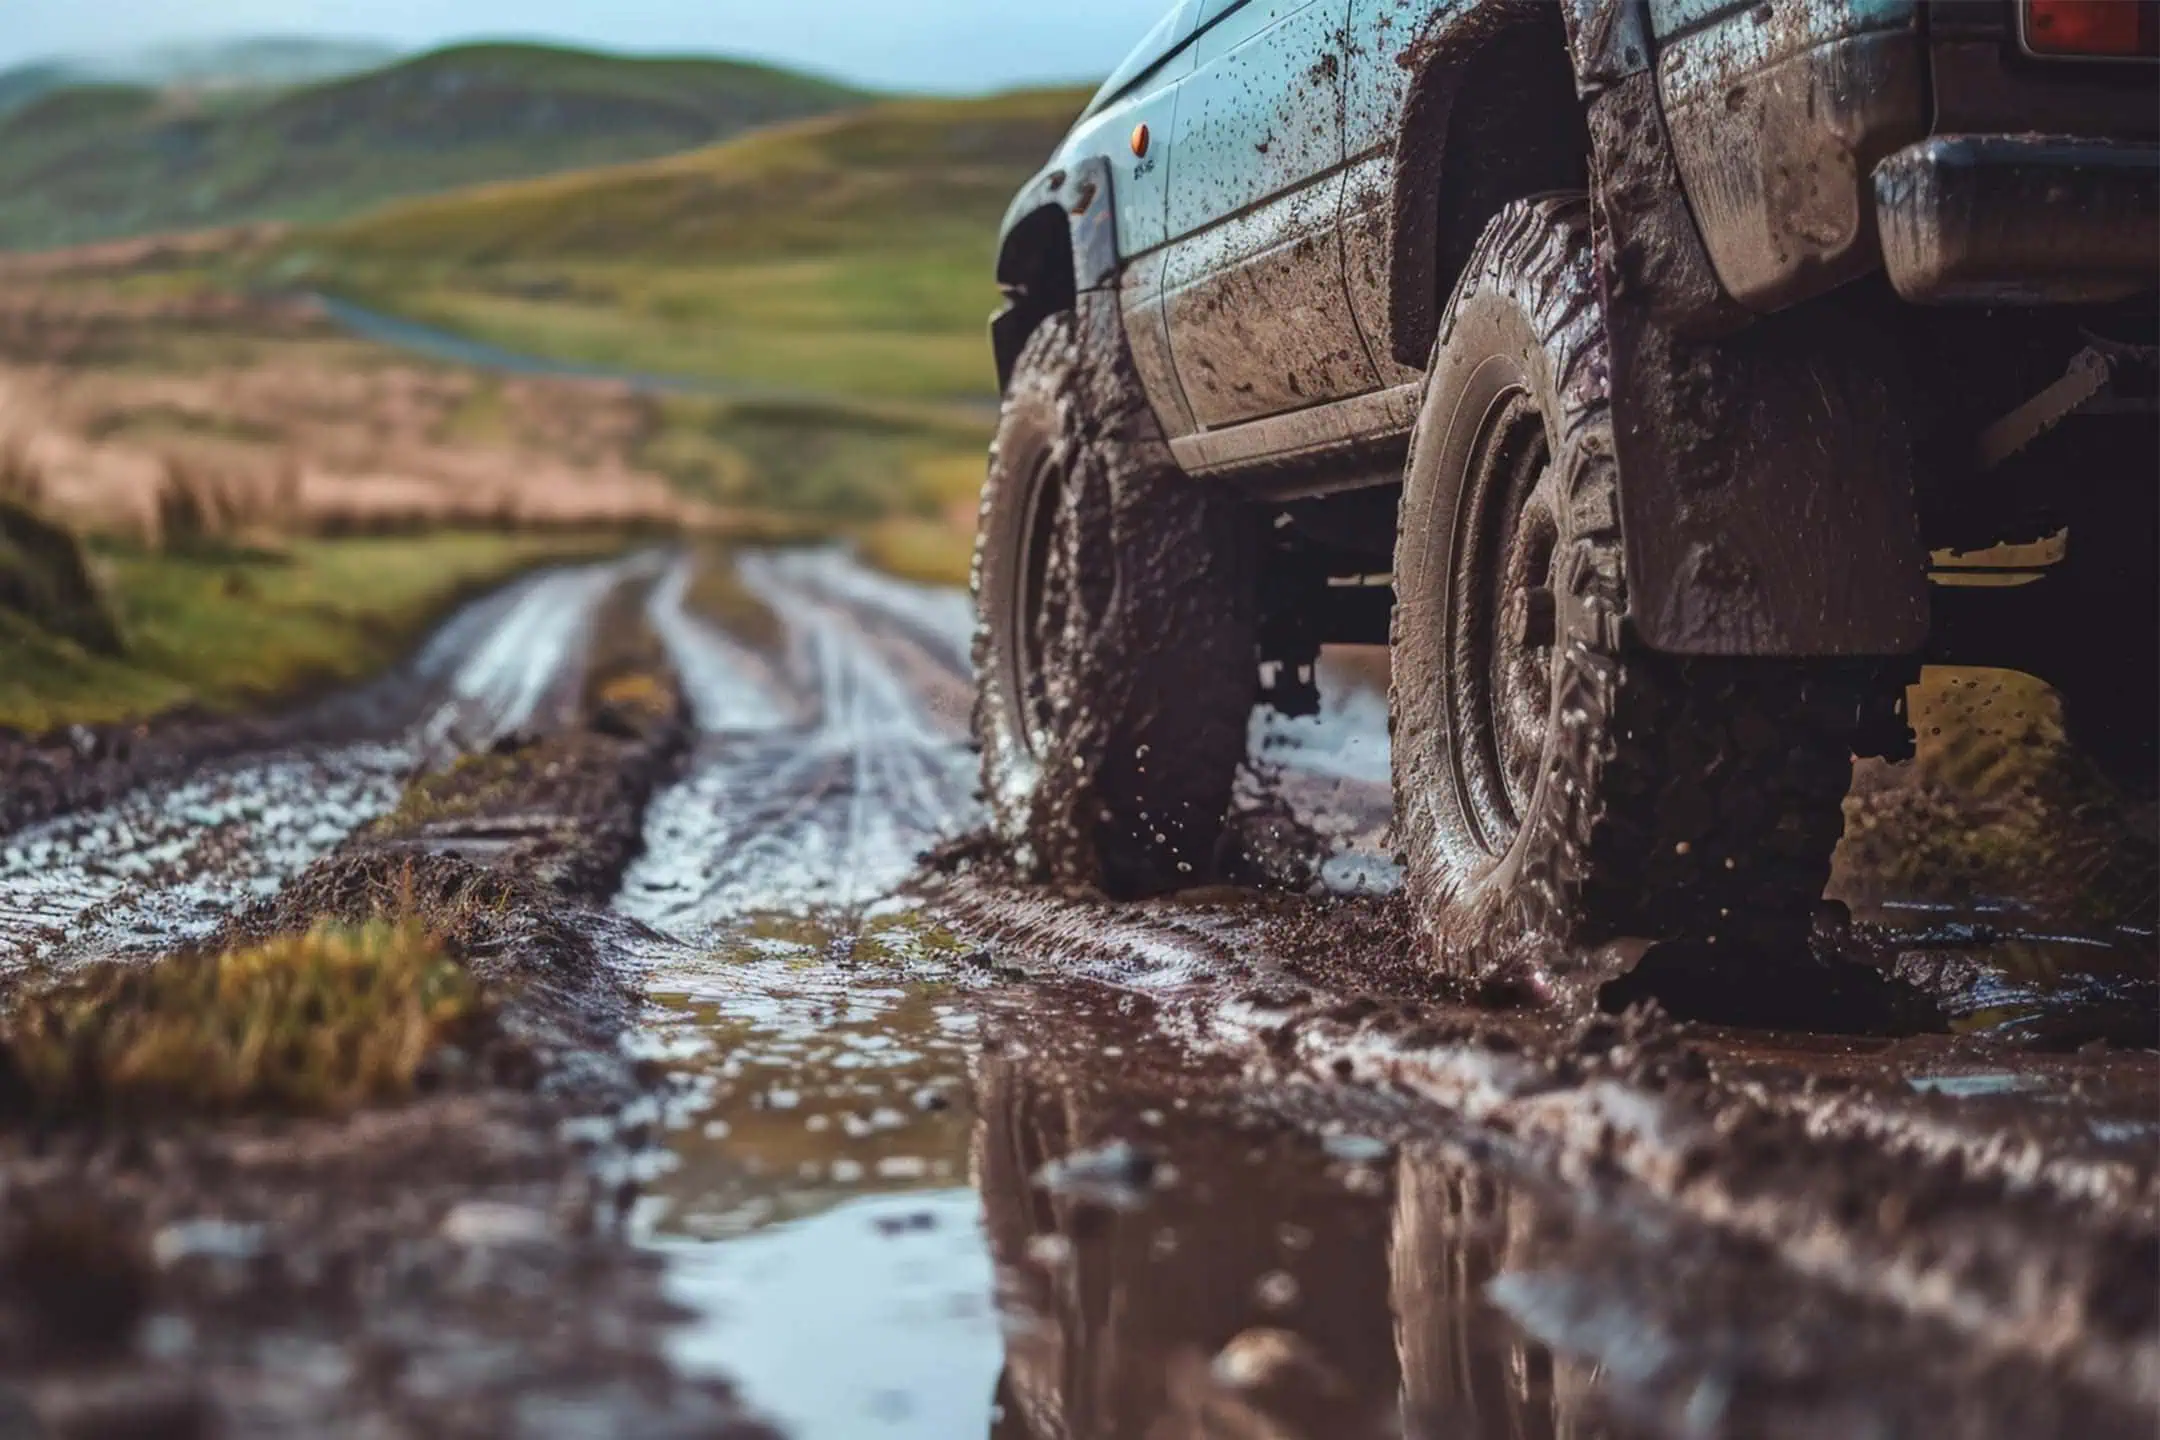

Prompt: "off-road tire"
[1392,197,1869,1003]
[973,302,1259,894]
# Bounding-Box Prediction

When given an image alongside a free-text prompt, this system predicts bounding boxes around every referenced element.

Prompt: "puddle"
[618,552,2155,1438]
[1906,1072,2044,1098]
[622,900,1613,1439]
[617,568,1596,1437]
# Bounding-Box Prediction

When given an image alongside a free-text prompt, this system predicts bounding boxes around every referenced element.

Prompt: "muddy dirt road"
[1,548,2154,1439]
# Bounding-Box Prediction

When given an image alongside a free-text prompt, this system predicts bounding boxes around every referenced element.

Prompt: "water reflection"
[974,1050,1608,1440]
[635,902,1618,1440]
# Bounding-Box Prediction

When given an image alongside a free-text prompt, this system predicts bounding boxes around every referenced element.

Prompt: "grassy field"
[0,530,622,733]
[256,87,1085,584]
[0,43,867,252]
[278,88,1084,402]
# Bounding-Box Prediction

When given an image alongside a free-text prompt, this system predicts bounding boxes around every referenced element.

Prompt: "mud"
[0,559,638,969]
[0,543,2151,1438]
[0,559,782,1436]
[0,557,627,837]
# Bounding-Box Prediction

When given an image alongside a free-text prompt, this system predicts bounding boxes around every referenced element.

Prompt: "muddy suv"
[972,0,2158,1000]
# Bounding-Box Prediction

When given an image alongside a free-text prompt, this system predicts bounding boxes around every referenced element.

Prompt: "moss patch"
[0,919,486,1119]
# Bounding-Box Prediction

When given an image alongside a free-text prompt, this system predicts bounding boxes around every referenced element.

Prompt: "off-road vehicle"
[973,0,2158,1001]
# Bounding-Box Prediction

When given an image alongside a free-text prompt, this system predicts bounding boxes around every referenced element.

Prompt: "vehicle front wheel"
[1391,197,1870,1002]
[973,304,1260,894]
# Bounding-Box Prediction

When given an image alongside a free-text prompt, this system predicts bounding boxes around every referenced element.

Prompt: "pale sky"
[0,0,1178,92]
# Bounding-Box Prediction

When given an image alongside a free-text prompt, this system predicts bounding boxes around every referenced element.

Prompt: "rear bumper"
[1874,136,2160,305]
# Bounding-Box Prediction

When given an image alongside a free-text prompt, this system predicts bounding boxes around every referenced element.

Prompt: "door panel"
[1162,0,1376,429]
[1165,173,1377,426]
[1170,0,1347,236]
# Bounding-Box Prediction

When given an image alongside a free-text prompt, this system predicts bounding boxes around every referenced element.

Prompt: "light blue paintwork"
[1659,0,1919,109]
[1648,0,1915,42]
[1013,0,1201,260]
[1003,0,1943,429]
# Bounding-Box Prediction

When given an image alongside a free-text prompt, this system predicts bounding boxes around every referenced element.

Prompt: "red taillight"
[2024,0,2160,58]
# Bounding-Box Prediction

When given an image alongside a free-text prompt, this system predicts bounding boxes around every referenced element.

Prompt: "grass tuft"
[0,918,486,1119]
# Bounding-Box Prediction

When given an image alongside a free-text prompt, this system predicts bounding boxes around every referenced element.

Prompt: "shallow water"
[617,554,1624,1439]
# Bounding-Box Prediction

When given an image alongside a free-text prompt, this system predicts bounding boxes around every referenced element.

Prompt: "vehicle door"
[1161,0,1375,431]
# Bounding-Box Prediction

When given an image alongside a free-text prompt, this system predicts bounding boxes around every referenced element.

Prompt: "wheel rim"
[1009,447,1065,762]
[1448,389,1562,858]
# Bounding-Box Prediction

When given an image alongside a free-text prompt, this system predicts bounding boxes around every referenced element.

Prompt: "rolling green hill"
[279,87,1088,401]
[0,38,404,117]
[269,87,1086,577]
[0,42,869,251]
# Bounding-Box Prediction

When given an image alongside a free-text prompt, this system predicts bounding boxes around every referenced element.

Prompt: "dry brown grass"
[0,260,729,546]
[153,451,303,550]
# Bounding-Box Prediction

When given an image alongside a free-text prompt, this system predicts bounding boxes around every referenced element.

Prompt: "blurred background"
[0,2,1169,732]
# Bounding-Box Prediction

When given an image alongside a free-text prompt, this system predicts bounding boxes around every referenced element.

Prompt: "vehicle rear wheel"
[973,304,1260,894]
[1391,197,1870,1002]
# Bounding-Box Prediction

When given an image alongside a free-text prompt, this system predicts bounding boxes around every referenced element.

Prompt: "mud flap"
[1615,306,1935,660]
[1581,66,1929,659]
[1603,299,1930,656]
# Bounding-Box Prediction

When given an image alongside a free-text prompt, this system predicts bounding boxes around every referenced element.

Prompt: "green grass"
[275,89,1088,403]
[0,918,483,1118]
[638,393,990,516]
[252,88,1079,566]
[857,515,978,589]
[0,42,869,251]
[0,530,621,733]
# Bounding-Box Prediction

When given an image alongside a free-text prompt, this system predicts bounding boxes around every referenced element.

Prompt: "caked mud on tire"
[973,303,1259,895]
[1392,197,1868,1003]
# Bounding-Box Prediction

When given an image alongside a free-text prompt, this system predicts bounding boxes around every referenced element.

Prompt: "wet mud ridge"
[915,866,2160,1435]
[0,558,774,1437]
[0,559,646,972]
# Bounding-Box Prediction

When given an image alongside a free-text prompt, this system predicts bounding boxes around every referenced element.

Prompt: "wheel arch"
[991,157,1119,393]
[1386,1,1591,371]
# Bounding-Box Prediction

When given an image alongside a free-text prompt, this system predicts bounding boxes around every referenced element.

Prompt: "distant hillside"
[309,87,1088,267]
[0,62,83,117]
[0,37,399,118]
[0,42,870,251]
[277,88,1089,405]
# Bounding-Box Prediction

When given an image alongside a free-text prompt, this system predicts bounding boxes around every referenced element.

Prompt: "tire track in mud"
[0,556,651,969]
[620,549,979,934]
[607,552,1006,1439]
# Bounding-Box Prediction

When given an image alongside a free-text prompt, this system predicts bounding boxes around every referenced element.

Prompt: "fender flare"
[991,156,1119,392]
[1384,0,1584,370]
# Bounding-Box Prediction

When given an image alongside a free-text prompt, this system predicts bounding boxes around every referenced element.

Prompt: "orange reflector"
[2026,0,2159,57]
[1131,123,1151,158]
